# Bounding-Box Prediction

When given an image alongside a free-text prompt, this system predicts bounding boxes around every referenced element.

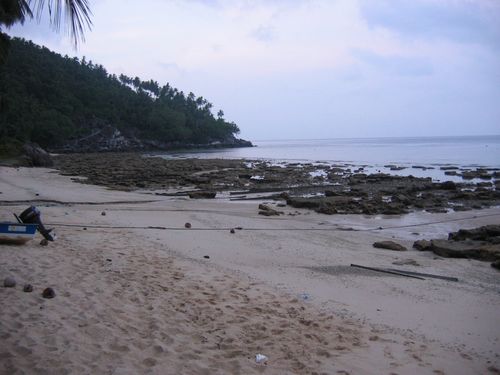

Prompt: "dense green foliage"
[0,37,240,149]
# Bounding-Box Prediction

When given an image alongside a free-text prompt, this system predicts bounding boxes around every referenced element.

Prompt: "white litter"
[255,354,268,363]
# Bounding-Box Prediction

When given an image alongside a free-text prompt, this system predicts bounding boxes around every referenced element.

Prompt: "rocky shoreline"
[54,152,500,216]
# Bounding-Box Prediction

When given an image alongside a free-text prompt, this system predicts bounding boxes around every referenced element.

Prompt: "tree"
[0,0,92,63]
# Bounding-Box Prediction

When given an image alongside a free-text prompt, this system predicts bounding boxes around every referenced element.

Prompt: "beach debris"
[203,255,210,259]
[42,287,56,299]
[299,292,310,301]
[413,240,432,251]
[40,239,49,246]
[184,222,192,229]
[350,264,424,280]
[101,211,106,216]
[3,276,16,288]
[230,228,235,234]
[491,260,500,271]
[255,354,268,364]
[23,284,33,292]
[372,241,407,251]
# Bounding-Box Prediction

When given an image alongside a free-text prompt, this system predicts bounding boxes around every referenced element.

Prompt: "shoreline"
[1,166,499,374]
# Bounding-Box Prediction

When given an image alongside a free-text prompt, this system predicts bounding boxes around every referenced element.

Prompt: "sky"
[7,0,500,141]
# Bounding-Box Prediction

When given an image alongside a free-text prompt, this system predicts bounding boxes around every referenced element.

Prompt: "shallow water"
[159,136,499,164]
[151,135,500,182]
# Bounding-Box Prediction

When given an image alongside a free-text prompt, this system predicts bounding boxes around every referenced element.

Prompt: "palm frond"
[0,0,33,26]
[29,0,92,46]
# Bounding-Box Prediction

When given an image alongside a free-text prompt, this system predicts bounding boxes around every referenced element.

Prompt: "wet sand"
[1,166,499,374]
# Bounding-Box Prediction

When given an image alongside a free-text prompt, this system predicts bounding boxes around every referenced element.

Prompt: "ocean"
[152,135,500,182]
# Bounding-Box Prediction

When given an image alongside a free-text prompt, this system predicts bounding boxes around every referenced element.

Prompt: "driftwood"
[350,264,424,280]
[386,269,458,282]
[350,264,459,282]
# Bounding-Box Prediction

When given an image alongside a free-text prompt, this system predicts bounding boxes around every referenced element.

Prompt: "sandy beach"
[1,166,499,374]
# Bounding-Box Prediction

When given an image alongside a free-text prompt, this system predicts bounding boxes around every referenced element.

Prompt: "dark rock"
[184,222,192,229]
[23,284,33,292]
[413,239,432,251]
[286,197,322,209]
[324,190,341,197]
[373,241,407,251]
[439,181,457,190]
[188,191,217,199]
[40,239,49,246]
[203,255,210,259]
[230,228,235,234]
[42,287,56,299]
[448,225,500,242]
[22,143,53,167]
[101,211,106,216]
[3,277,16,288]
[430,239,500,261]
[258,204,283,216]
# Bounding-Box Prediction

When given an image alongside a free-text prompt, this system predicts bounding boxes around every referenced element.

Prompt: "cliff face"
[53,125,252,153]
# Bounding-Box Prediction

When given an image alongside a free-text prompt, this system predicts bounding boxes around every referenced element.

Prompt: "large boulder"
[22,143,53,167]
[413,239,432,251]
[448,225,500,242]
[430,239,500,261]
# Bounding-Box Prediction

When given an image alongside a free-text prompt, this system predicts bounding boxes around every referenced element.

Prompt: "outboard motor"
[18,206,55,241]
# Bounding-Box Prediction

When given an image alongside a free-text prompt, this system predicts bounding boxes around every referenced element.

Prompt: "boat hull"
[0,223,37,244]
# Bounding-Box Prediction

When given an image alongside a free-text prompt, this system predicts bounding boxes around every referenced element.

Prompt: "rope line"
[45,212,500,232]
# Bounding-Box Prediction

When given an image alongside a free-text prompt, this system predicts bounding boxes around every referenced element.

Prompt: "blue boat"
[0,222,38,244]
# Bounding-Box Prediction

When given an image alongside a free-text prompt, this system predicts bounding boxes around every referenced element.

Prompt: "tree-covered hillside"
[0,37,248,151]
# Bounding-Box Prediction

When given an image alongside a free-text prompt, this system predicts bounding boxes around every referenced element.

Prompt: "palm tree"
[0,0,92,62]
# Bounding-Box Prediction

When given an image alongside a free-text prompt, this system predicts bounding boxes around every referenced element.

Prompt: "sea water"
[152,135,500,182]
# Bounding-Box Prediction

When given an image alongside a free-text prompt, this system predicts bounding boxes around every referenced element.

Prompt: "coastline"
[1,165,499,374]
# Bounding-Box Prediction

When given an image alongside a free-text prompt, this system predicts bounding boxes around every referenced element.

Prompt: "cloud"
[249,25,275,42]
[360,0,500,48]
[352,49,434,77]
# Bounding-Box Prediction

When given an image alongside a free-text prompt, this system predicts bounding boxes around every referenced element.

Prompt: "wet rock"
[438,181,457,191]
[413,239,432,251]
[23,284,33,292]
[101,211,106,216]
[230,228,235,234]
[448,225,500,242]
[4,277,16,288]
[22,143,53,167]
[373,241,407,251]
[188,191,216,199]
[430,240,500,261]
[184,222,192,229]
[258,204,282,216]
[203,255,210,259]
[42,287,56,299]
